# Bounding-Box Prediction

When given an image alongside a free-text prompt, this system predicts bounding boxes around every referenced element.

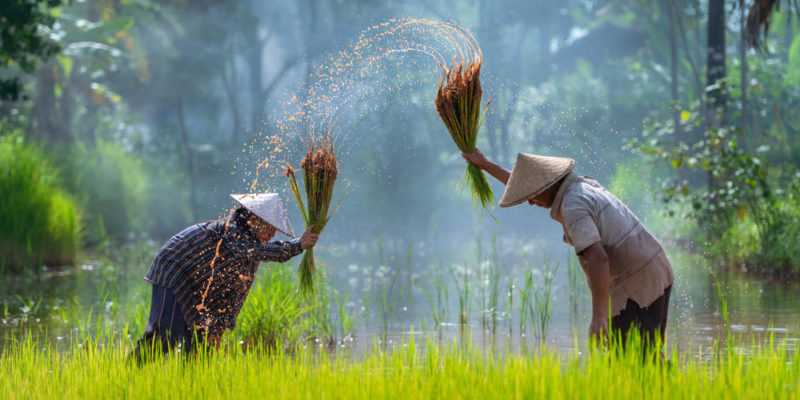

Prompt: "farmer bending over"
[463,149,673,349]
[131,193,318,361]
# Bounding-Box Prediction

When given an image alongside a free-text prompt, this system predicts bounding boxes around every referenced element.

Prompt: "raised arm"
[461,148,510,185]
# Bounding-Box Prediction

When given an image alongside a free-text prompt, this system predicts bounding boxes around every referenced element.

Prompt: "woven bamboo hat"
[498,153,575,207]
[230,193,295,238]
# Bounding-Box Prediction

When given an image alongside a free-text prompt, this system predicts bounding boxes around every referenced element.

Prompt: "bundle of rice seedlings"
[285,138,338,293]
[435,59,493,209]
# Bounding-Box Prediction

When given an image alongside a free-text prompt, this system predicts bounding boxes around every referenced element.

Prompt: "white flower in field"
[348,264,359,273]
[348,277,358,287]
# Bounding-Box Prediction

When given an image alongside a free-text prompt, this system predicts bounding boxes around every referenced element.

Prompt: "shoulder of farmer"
[144,222,218,285]
[560,192,601,254]
[151,222,215,262]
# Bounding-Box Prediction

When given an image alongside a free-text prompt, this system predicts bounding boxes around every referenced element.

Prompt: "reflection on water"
[1,237,798,359]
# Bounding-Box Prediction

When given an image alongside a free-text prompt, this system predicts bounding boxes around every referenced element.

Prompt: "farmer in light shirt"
[131,193,318,361]
[463,149,673,348]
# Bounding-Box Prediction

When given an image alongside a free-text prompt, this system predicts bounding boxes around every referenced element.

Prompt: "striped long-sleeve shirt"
[144,219,303,336]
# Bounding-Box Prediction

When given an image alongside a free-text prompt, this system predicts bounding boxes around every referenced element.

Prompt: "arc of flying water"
[401,19,467,73]
[250,18,484,193]
[442,20,481,63]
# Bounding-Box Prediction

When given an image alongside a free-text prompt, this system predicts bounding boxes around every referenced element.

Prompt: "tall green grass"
[234,262,332,348]
[0,132,82,272]
[57,139,151,243]
[1,332,797,399]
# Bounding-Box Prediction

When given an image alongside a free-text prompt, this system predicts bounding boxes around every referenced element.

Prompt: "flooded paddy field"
[2,236,797,359]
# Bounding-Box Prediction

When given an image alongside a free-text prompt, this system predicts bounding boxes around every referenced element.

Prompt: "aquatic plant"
[532,259,559,342]
[0,132,81,272]
[422,257,448,328]
[567,250,583,313]
[449,260,471,331]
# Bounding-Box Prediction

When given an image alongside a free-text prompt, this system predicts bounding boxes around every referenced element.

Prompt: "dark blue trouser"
[131,285,192,362]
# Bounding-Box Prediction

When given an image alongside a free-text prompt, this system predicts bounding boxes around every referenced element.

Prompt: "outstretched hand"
[300,225,319,250]
[462,147,488,169]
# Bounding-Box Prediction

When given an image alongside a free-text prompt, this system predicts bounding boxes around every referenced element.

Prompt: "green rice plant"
[434,58,493,210]
[285,136,340,293]
[715,282,730,336]
[0,132,82,272]
[474,236,502,333]
[532,260,559,343]
[449,260,471,331]
[421,257,448,328]
[518,270,534,336]
[376,268,400,344]
[566,250,582,312]
[486,235,502,334]
[233,262,323,348]
[506,276,514,337]
[333,290,354,341]
[1,329,798,399]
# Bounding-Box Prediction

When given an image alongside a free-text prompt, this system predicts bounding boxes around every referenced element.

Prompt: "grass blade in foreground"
[435,60,493,209]
[285,137,338,293]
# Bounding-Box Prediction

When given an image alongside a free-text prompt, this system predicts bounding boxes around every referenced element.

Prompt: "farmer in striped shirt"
[132,193,318,360]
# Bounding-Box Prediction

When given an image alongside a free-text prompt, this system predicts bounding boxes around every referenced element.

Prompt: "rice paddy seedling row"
[2,333,798,400]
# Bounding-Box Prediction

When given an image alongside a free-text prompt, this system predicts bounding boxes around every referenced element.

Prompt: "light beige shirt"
[550,173,674,317]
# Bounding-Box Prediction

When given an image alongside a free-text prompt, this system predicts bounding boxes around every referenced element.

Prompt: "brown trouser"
[610,285,672,350]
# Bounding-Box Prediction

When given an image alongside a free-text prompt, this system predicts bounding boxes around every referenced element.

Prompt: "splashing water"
[196,18,489,332]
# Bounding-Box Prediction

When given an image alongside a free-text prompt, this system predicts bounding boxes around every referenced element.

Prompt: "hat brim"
[498,154,575,207]
[498,168,572,207]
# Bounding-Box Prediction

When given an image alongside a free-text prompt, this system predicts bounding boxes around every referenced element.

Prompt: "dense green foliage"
[0,130,80,271]
[0,0,62,100]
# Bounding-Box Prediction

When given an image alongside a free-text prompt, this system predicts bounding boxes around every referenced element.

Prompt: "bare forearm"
[581,249,610,319]
[477,159,511,185]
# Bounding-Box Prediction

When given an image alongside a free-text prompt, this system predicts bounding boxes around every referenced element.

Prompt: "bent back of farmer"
[131,193,318,362]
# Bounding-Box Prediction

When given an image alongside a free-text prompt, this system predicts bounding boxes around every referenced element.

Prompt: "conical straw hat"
[498,153,575,207]
[230,193,295,238]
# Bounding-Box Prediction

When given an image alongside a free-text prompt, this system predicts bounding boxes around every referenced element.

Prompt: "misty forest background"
[2,0,800,279]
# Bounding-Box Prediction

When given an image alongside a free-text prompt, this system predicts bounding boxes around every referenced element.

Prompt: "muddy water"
[1,238,798,358]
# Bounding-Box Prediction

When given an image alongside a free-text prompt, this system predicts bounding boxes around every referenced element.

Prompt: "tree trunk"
[706,0,727,237]
[248,39,265,132]
[177,96,198,220]
[667,0,684,143]
[30,61,66,145]
[707,0,727,128]
[221,54,242,145]
[739,0,748,147]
